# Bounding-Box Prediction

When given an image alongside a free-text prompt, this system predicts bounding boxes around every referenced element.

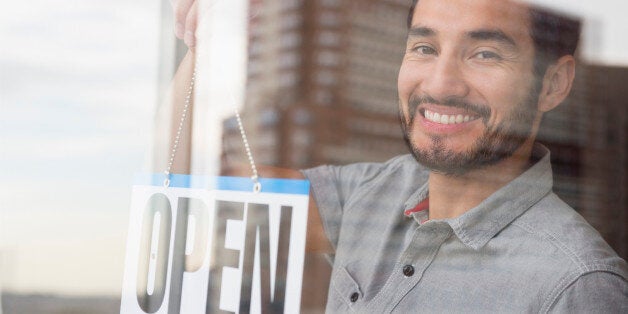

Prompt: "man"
[172,0,627,312]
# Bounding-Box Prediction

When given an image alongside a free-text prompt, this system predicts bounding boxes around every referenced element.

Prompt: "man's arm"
[243,164,333,254]
[547,271,627,313]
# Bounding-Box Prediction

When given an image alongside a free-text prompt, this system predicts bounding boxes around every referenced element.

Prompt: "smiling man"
[399,2,540,180]
[396,0,568,219]
[171,0,627,312]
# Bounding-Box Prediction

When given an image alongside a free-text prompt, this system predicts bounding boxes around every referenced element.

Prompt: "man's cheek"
[397,99,411,125]
[397,64,417,97]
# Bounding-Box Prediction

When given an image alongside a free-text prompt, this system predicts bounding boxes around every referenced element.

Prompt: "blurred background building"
[221,0,409,171]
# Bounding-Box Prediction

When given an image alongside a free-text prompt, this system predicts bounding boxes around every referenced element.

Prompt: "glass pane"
[2,0,627,313]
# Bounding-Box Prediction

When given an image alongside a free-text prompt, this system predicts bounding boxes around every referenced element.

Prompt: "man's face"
[398,0,541,175]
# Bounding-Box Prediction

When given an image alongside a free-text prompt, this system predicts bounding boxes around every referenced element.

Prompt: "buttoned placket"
[365,220,452,313]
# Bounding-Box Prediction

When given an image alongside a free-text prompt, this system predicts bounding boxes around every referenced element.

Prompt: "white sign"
[121,175,309,314]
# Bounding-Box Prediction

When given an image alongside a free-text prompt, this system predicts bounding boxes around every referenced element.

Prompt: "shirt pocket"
[327,266,363,313]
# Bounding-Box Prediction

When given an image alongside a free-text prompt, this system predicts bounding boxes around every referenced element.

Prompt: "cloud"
[0,0,160,175]
[0,0,161,69]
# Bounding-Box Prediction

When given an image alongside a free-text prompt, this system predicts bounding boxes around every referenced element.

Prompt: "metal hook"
[253,181,262,193]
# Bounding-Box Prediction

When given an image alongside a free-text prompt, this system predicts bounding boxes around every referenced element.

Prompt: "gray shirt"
[302,144,627,313]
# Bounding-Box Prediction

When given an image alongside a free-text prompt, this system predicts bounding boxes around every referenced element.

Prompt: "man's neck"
[427,142,535,220]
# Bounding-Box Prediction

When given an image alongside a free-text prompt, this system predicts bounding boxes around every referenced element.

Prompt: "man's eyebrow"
[467,29,517,48]
[407,26,436,38]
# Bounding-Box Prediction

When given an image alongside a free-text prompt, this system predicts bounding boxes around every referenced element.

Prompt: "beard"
[399,88,539,176]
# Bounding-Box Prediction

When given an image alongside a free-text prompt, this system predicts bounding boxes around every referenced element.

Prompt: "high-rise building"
[221,0,411,173]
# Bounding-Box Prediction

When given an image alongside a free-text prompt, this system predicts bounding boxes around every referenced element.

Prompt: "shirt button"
[350,292,359,302]
[403,265,415,277]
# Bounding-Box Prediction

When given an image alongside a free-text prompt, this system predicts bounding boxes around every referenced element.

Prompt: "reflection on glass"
[2,0,628,313]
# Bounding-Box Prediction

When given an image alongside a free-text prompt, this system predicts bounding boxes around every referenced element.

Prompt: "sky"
[0,0,627,298]
[1,0,166,296]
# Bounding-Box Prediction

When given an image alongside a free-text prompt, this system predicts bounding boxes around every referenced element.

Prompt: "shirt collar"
[403,143,554,250]
[404,181,430,224]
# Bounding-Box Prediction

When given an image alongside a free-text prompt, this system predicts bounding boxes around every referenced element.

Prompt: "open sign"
[121,175,309,314]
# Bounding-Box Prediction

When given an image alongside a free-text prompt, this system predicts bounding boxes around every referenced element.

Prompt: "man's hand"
[171,0,198,48]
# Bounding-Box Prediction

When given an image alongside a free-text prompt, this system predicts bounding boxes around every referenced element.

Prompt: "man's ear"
[537,55,576,113]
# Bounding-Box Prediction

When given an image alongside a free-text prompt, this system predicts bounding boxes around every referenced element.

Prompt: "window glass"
[2,1,627,313]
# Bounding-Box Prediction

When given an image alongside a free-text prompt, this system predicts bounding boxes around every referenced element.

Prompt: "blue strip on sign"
[134,173,310,195]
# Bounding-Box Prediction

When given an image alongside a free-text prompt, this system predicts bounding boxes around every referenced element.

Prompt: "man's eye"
[413,45,436,55]
[474,51,502,60]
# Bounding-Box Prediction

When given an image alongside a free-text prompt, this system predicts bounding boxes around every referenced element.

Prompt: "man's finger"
[184,0,199,47]
[173,0,195,39]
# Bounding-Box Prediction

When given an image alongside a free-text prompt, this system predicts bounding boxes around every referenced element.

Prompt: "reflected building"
[221,0,410,172]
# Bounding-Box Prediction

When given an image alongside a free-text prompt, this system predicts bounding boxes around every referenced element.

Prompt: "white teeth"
[424,110,474,125]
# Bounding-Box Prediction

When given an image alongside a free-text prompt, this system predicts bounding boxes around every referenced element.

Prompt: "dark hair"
[406,0,581,78]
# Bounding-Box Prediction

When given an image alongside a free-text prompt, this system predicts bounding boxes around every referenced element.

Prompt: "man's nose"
[420,55,469,100]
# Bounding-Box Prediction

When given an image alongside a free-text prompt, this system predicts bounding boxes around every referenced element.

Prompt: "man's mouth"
[421,108,481,125]
[407,95,489,127]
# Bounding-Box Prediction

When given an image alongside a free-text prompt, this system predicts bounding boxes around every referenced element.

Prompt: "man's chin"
[411,151,477,176]
[407,140,526,176]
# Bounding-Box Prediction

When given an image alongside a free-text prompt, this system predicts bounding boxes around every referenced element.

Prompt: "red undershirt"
[404,198,430,223]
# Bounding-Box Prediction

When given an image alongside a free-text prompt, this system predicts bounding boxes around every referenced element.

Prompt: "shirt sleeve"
[548,271,627,313]
[301,162,384,250]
